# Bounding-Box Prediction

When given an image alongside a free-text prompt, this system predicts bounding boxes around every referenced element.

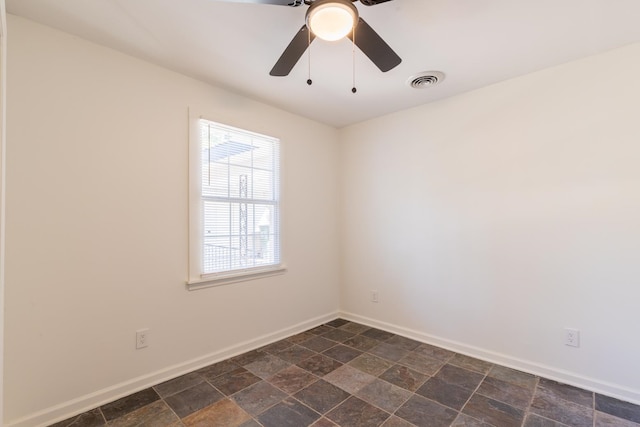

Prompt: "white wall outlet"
[136,329,149,349]
[564,328,580,347]
[371,290,379,303]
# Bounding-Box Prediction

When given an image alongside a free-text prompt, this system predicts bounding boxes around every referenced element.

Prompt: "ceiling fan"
[225,0,402,77]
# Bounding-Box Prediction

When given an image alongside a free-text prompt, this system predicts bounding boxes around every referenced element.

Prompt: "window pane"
[202,161,229,198]
[200,120,280,275]
[252,138,276,171]
[203,202,279,274]
[228,165,253,199]
[253,169,273,200]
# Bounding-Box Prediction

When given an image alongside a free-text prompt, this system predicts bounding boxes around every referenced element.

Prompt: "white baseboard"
[340,311,640,406]
[12,310,640,426]
[7,311,339,427]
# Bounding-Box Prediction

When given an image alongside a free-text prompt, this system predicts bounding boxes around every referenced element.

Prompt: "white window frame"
[187,113,286,290]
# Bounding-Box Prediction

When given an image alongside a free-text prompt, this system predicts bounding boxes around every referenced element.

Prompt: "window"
[188,118,284,288]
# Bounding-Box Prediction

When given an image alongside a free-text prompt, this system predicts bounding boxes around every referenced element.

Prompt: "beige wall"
[0,0,7,424]
[339,43,640,404]
[4,15,340,426]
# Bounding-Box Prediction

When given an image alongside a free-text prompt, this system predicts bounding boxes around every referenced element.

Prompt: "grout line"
[523,375,541,425]
[457,364,492,423]
[161,398,185,426]
[97,408,108,426]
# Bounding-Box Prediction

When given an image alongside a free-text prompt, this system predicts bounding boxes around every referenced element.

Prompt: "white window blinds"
[199,120,281,275]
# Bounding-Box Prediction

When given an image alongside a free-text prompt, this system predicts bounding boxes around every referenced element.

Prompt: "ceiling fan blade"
[359,0,393,5]
[348,18,401,72]
[219,0,302,6]
[270,25,315,76]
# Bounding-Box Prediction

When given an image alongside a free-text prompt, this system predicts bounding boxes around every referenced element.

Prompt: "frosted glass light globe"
[307,2,357,42]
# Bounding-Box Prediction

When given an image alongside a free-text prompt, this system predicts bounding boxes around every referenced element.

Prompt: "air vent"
[407,71,445,89]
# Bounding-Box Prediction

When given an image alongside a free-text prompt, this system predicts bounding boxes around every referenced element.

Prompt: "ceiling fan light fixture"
[306,0,358,42]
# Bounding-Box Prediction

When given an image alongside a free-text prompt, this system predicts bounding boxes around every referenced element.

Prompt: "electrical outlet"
[136,329,149,349]
[371,290,379,303]
[564,328,580,348]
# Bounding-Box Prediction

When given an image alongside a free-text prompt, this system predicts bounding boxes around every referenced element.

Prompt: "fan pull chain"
[352,25,357,94]
[307,28,313,86]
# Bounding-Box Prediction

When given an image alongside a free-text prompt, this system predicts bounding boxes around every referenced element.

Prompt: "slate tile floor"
[50,319,640,427]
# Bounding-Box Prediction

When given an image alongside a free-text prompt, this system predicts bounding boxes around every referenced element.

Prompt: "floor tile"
[395,395,458,427]
[323,345,363,363]
[349,354,394,377]
[276,344,316,364]
[244,353,291,379]
[451,413,492,426]
[108,400,180,427]
[462,393,524,427]
[433,364,485,391]
[379,364,428,392]
[323,329,357,343]
[257,397,321,427]
[326,319,350,328]
[385,335,421,352]
[398,351,444,375]
[154,372,204,398]
[596,394,640,424]
[231,350,266,366]
[381,416,415,427]
[355,378,412,413]
[49,408,105,427]
[487,365,538,390]
[197,359,240,382]
[538,378,593,408]
[412,343,455,362]
[339,323,371,335]
[475,375,534,409]
[361,328,395,342]
[309,325,334,335]
[343,335,380,352]
[530,387,593,427]
[208,367,262,396]
[326,396,390,427]
[239,420,262,427]
[288,331,317,344]
[522,413,567,427]
[164,381,224,418]
[324,365,377,394]
[231,381,287,416]
[416,377,474,410]
[182,398,251,427]
[301,336,339,353]
[261,339,294,354]
[100,388,160,421]
[294,379,351,414]
[595,410,640,427]
[313,418,340,427]
[267,365,318,394]
[449,354,493,374]
[297,354,344,376]
[369,342,410,363]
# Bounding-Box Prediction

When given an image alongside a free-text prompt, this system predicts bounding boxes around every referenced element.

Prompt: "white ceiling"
[6,0,640,127]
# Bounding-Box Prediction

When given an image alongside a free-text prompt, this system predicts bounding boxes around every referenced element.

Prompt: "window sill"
[186,265,287,291]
